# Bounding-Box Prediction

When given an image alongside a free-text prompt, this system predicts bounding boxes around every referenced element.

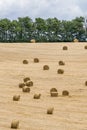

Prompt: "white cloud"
[0,0,87,20]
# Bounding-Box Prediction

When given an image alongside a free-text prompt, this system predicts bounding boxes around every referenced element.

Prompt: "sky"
[0,0,87,20]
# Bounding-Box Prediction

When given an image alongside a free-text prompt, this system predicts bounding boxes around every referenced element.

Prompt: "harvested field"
[0,42,87,130]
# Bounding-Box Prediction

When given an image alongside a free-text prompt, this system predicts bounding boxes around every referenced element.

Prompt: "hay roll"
[50,88,57,93]
[85,81,87,86]
[57,69,64,74]
[22,86,30,93]
[59,61,65,66]
[33,94,41,99]
[62,46,68,50]
[11,120,19,129]
[13,95,20,101]
[43,65,49,70]
[30,39,36,43]
[23,77,30,82]
[19,83,25,88]
[34,58,39,63]
[84,45,87,49]
[26,81,33,87]
[50,92,58,97]
[23,60,28,64]
[47,107,54,114]
[62,90,69,96]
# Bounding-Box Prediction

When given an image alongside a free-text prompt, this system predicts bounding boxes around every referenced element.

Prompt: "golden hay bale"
[62,46,68,50]
[43,65,49,70]
[23,77,30,82]
[59,61,65,65]
[50,88,57,93]
[22,86,30,92]
[30,39,36,43]
[11,120,19,129]
[84,45,87,49]
[57,69,64,74]
[73,38,79,42]
[47,107,54,114]
[62,90,69,96]
[85,81,87,86]
[23,60,28,64]
[34,58,39,63]
[26,81,33,87]
[13,95,20,101]
[50,92,58,97]
[33,94,41,99]
[19,83,25,88]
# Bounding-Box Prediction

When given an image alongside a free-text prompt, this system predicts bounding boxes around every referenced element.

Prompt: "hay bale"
[62,46,68,50]
[50,88,57,93]
[19,83,25,88]
[22,86,30,93]
[23,77,30,82]
[30,39,36,43]
[85,81,87,86]
[47,107,54,114]
[33,94,41,99]
[11,120,19,129]
[57,69,64,74]
[50,92,58,97]
[43,65,49,70]
[73,38,79,42]
[23,60,28,64]
[34,58,39,63]
[59,61,65,65]
[26,81,33,87]
[84,45,87,49]
[13,95,20,101]
[62,90,69,96]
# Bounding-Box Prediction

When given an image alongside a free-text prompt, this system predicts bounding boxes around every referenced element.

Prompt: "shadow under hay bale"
[33,94,41,99]
[19,83,25,88]
[59,61,65,66]
[57,69,64,74]
[23,77,30,82]
[84,45,87,49]
[23,60,28,64]
[85,81,87,86]
[50,88,57,93]
[26,81,33,87]
[34,58,39,63]
[43,65,49,70]
[11,120,19,129]
[50,92,58,97]
[13,95,20,101]
[62,46,68,50]
[47,107,54,114]
[62,90,69,96]
[22,86,30,92]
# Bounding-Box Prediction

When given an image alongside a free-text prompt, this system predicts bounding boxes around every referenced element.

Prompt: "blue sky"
[0,0,87,20]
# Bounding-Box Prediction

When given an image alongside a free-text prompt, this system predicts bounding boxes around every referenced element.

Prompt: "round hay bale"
[33,94,41,99]
[57,69,64,74]
[11,120,19,129]
[43,65,49,70]
[62,46,68,50]
[13,95,20,101]
[62,90,69,96]
[50,92,58,97]
[23,77,30,82]
[73,38,79,42]
[19,83,25,88]
[59,61,65,66]
[47,107,54,114]
[34,58,39,63]
[22,86,30,93]
[26,81,33,87]
[30,39,36,43]
[50,88,57,93]
[84,45,87,49]
[85,81,87,86]
[23,60,28,64]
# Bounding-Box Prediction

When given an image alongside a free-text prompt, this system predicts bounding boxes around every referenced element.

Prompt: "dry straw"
[62,90,69,96]
[47,107,54,114]
[57,69,64,74]
[59,61,65,66]
[22,86,30,92]
[23,77,30,82]
[13,95,20,101]
[34,58,39,63]
[23,60,28,64]
[62,46,68,50]
[43,65,49,70]
[19,83,25,88]
[26,81,33,87]
[11,120,19,129]
[33,94,41,99]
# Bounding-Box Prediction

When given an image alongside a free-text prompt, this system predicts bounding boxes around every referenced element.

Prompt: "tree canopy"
[0,16,86,42]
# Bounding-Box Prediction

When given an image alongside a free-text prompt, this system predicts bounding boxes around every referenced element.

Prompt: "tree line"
[0,16,86,42]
